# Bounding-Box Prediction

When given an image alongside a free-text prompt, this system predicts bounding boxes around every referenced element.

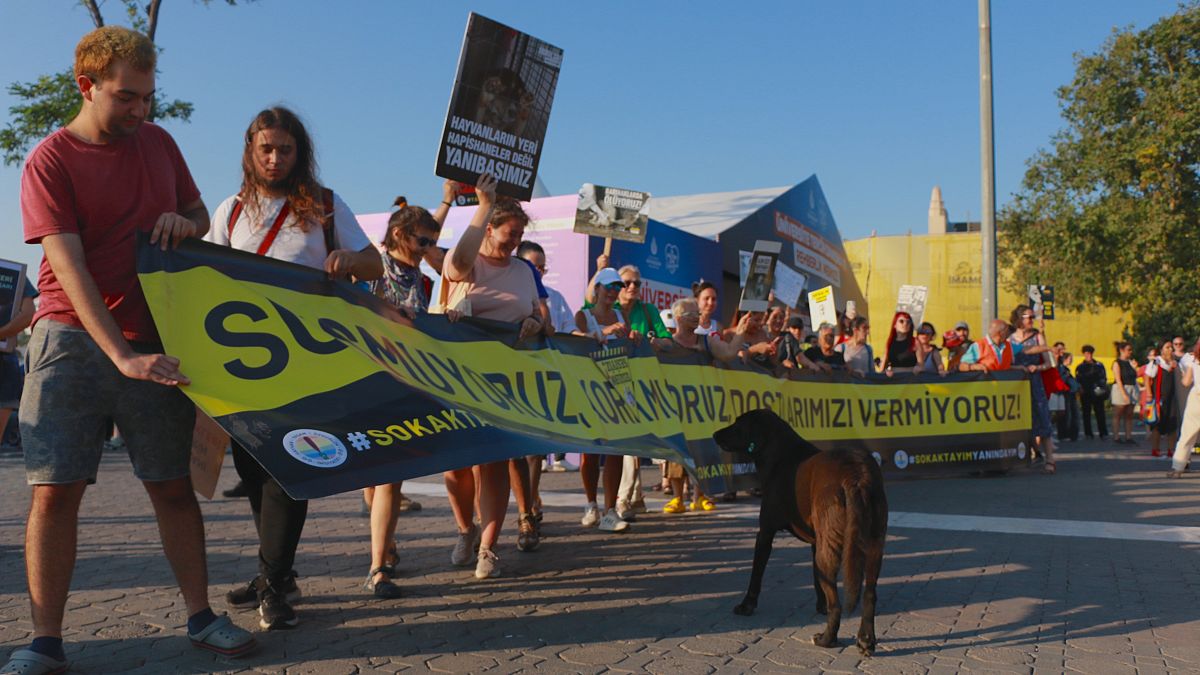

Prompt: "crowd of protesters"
[2,25,1199,674]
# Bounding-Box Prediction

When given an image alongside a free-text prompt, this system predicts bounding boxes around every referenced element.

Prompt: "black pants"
[232,442,308,584]
[1080,394,1108,438]
[1056,392,1080,441]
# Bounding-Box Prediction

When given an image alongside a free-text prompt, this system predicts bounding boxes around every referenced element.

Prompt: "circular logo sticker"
[282,429,348,469]
[871,452,883,466]
[1017,442,1028,460]
[893,450,910,470]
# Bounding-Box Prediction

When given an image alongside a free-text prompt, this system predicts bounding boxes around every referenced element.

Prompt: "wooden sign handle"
[603,236,613,257]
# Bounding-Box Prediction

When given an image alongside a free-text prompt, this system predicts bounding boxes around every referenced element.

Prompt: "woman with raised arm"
[440,173,543,579]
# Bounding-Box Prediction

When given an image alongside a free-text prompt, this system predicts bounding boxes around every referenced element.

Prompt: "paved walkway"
[2,434,1198,674]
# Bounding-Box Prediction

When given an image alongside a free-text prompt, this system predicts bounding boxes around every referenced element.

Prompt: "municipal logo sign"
[283,429,348,469]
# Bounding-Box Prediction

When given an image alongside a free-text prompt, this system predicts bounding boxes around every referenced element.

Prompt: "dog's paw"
[733,603,756,616]
[811,632,839,648]
[856,636,877,657]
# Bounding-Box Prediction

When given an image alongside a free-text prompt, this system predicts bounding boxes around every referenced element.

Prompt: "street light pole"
[979,0,997,327]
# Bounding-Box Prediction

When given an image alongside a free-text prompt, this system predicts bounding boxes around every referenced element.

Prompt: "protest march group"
[4,20,1200,675]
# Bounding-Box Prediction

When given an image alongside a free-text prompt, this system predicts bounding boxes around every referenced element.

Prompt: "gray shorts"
[20,320,195,484]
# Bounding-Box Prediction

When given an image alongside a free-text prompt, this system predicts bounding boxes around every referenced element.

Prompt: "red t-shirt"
[21,123,201,342]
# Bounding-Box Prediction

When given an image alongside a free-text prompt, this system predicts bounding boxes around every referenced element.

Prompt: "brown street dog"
[713,409,888,656]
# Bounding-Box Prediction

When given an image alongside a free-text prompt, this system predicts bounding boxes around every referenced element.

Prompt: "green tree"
[999,2,1200,353]
[0,0,242,166]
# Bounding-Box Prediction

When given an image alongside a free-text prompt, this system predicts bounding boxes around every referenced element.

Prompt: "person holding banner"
[205,106,382,628]
[836,316,875,375]
[354,199,447,599]
[1010,307,1059,473]
[574,267,635,531]
[440,174,544,578]
[881,312,918,375]
[913,322,946,375]
[654,297,748,513]
[9,27,258,672]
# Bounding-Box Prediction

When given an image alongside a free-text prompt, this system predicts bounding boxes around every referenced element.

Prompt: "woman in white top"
[573,268,632,532]
[204,107,382,627]
[836,316,875,375]
[1169,339,1200,478]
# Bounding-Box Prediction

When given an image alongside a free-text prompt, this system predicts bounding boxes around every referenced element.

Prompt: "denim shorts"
[20,320,195,484]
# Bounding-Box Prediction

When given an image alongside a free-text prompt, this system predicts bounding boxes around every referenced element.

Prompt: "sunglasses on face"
[623,279,642,288]
[918,329,934,336]
[604,282,624,292]
[896,318,910,325]
[409,233,437,248]
[1021,314,1035,320]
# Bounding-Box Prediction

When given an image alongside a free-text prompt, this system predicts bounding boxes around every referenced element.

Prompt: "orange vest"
[975,338,1012,371]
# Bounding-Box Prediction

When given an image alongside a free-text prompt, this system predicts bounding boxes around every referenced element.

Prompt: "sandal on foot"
[189,614,257,657]
[1043,462,1057,475]
[1,648,69,675]
[364,568,403,599]
[1167,470,1185,479]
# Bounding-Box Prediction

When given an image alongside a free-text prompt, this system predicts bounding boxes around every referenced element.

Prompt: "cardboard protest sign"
[190,409,230,499]
[0,258,27,353]
[573,184,651,243]
[1028,285,1055,320]
[896,284,928,327]
[436,13,563,201]
[739,241,781,312]
[773,262,807,309]
[738,251,806,308]
[807,285,837,331]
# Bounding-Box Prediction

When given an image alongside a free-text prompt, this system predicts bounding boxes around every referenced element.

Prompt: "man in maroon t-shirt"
[5,26,255,674]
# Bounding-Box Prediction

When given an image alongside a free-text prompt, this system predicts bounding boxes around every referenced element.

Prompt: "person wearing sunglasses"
[349,197,447,600]
[574,267,633,532]
[881,311,917,374]
[1009,305,1058,473]
[913,321,946,375]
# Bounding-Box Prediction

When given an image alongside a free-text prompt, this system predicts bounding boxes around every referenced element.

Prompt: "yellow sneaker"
[690,497,716,512]
[662,497,686,514]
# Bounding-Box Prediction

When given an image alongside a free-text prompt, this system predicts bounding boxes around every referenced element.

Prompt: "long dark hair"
[239,106,323,229]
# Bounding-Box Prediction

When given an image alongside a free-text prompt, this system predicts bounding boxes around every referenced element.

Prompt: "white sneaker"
[561,462,578,472]
[581,504,601,527]
[475,548,500,579]
[598,510,630,532]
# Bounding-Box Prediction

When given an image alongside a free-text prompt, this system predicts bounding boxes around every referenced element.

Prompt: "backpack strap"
[226,198,244,241]
[321,187,337,254]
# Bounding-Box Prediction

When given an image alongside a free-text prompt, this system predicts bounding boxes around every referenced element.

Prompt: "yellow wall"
[843,233,1131,364]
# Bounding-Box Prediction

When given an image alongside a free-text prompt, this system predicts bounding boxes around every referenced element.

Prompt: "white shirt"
[206,192,370,270]
[544,285,576,334]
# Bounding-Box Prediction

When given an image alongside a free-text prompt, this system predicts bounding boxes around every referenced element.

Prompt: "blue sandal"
[1,648,69,675]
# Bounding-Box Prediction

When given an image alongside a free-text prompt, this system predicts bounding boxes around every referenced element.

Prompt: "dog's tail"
[841,481,870,614]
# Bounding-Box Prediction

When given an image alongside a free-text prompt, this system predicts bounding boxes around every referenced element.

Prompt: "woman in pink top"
[441,173,543,579]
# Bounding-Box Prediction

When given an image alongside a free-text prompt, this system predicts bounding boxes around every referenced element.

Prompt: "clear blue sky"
[0,0,1182,274]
